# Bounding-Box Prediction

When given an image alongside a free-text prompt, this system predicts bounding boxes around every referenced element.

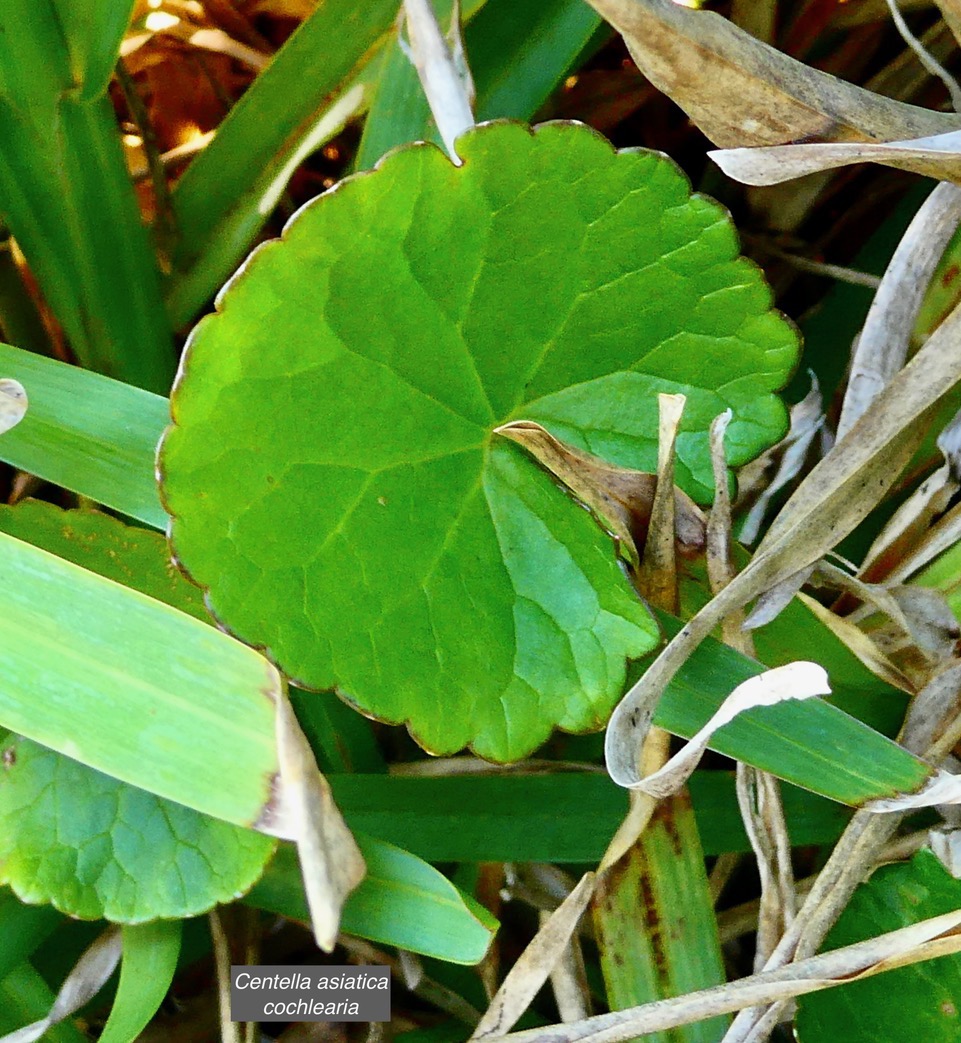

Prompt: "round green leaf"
[0,737,273,922]
[160,120,797,761]
[0,502,275,922]
[796,851,961,1042]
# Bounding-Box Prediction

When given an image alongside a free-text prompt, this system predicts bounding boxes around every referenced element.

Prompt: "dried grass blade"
[472,873,596,1041]
[475,911,961,1043]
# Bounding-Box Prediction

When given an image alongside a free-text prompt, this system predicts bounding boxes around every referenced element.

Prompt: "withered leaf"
[494,420,706,569]
[583,0,956,148]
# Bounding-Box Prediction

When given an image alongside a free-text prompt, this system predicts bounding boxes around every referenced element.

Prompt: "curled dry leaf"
[862,405,961,582]
[611,662,831,798]
[710,131,961,188]
[401,0,474,162]
[0,379,27,436]
[738,377,824,546]
[838,183,961,442]
[494,421,706,569]
[582,0,955,148]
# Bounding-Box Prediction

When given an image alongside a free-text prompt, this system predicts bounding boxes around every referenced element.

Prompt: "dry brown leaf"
[936,0,961,43]
[582,0,955,148]
[494,421,706,569]
[839,183,961,440]
[401,0,474,162]
[738,378,825,545]
[861,405,961,581]
[635,393,686,613]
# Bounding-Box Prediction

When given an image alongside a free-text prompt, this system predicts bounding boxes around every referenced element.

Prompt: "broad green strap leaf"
[0,516,280,829]
[651,611,931,806]
[329,771,847,861]
[0,738,274,921]
[0,5,173,391]
[55,0,137,100]
[161,120,796,761]
[0,503,276,921]
[593,791,727,1043]
[98,922,182,1043]
[246,838,497,965]
[469,0,605,122]
[167,0,400,326]
[0,343,167,529]
[796,852,961,1042]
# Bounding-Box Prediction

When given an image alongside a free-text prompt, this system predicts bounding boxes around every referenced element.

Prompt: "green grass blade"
[55,0,137,100]
[0,889,63,983]
[0,232,55,358]
[246,838,496,965]
[167,0,400,326]
[593,792,727,1043]
[0,2,174,390]
[650,609,931,806]
[469,0,605,121]
[98,922,182,1043]
[0,963,88,1042]
[327,771,847,861]
[0,527,280,828]
[0,343,167,528]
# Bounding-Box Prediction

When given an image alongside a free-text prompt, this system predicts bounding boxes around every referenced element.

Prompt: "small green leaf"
[0,738,274,922]
[246,838,497,965]
[161,120,797,761]
[99,922,182,1043]
[796,852,961,1042]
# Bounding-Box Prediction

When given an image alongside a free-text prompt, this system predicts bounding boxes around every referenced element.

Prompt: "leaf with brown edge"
[494,420,706,570]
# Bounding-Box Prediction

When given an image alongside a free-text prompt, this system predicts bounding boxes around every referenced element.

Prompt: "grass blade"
[0,527,280,829]
[0,343,167,528]
[247,839,497,965]
[167,0,400,326]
